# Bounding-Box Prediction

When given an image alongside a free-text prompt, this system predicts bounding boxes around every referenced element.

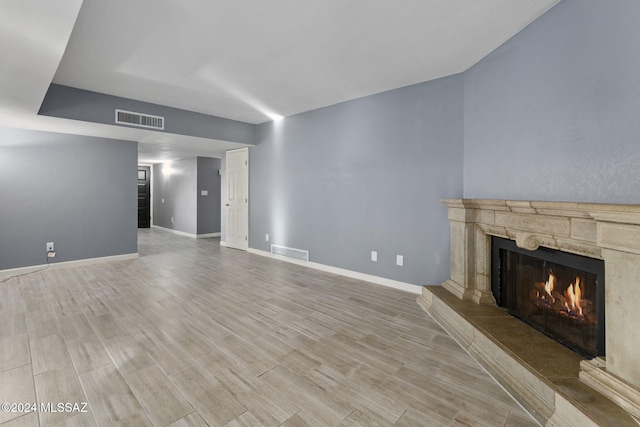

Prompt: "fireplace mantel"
[418,199,640,425]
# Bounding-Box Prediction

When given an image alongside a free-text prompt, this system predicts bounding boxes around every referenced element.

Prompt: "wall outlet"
[265,233,270,242]
[371,251,377,262]
[46,242,54,252]
[396,255,404,266]
[201,190,208,196]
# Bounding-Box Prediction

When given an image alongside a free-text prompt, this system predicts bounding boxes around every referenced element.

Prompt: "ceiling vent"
[115,109,164,130]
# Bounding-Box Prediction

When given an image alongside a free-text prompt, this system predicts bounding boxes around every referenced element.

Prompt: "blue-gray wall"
[153,158,198,235]
[153,157,221,236]
[250,76,464,285]
[197,157,221,235]
[40,84,256,145]
[7,0,638,288]
[463,0,640,203]
[0,127,137,270]
[249,0,640,287]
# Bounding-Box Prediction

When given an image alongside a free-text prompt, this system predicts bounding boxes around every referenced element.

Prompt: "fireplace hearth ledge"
[580,358,640,421]
[417,286,638,426]
[418,199,640,426]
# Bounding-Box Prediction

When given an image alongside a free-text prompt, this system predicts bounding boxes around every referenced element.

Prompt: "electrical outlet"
[396,255,404,266]
[265,234,270,242]
[46,242,54,252]
[371,251,377,262]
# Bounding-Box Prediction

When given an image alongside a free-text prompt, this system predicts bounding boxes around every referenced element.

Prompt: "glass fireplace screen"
[491,237,605,358]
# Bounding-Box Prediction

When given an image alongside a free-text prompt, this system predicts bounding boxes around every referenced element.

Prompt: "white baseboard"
[152,225,221,239]
[0,253,139,279]
[197,232,221,239]
[247,248,421,294]
[151,225,192,238]
[220,241,227,247]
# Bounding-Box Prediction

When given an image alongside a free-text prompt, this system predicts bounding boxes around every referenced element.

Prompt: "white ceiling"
[0,0,561,162]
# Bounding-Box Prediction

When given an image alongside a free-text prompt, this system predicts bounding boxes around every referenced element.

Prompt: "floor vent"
[271,244,309,262]
[115,109,164,130]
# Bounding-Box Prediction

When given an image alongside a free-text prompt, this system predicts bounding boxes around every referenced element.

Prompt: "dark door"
[137,166,151,228]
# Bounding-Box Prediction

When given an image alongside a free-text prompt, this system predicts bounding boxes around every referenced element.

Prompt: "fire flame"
[537,271,586,320]
[544,272,555,301]
[564,277,583,317]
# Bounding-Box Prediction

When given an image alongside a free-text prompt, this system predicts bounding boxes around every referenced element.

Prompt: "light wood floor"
[0,229,538,427]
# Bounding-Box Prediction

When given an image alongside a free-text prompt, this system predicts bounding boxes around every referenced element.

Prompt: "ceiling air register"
[115,109,164,130]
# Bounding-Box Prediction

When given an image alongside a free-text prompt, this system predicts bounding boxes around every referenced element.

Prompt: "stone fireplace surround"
[417,199,640,426]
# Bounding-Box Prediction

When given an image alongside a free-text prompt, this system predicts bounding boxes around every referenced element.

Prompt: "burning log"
[532,275,596,324]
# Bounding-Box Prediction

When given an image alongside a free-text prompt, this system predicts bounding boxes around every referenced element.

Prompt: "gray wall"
[153,157,221,236]
[153,158,198,235]
[40,84,256,145]
[250,76,464,286]
[248,0,640,287]
[8,0,633,291]
[197,157,221,234]
[463,0,640,203]
[0,127,137,270]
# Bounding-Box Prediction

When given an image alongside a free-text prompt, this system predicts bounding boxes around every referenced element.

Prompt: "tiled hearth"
[417,199,640,426]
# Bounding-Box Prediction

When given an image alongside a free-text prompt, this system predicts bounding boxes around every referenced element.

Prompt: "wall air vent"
[271,244,309,262]
[115,109,164,130]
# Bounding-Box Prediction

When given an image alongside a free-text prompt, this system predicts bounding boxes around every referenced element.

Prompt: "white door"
[225,148,248,250]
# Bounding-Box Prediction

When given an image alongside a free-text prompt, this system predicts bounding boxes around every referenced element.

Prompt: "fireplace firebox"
[491,236,605,358]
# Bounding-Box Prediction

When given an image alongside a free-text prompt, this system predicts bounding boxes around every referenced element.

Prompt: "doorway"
[137,165,151,228]
[225,148,248,250]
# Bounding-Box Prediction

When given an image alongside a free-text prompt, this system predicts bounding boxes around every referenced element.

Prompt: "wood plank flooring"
[0,229,538,426]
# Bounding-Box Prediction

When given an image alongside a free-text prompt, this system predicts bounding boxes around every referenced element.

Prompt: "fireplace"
[491,236,605,358]
[417,199,640,424]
